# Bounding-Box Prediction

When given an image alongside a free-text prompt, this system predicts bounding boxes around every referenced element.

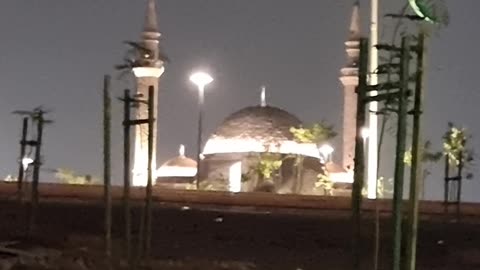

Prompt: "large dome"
[203,105,320,158]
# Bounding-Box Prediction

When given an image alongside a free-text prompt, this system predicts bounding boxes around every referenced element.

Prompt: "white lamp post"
[368,0,379,199]
[189,71,213,190]
[319,144,334,163]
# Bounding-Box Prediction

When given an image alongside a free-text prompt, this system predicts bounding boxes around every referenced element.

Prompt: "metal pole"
[144,86,154,258]
[444,154,449,213]
[103,75,112,258]
[457,148,464,219]
[367,0,379,200]
[405,33,425,270]
[29,111,44,235]
[352,38,369,270]
[17,117,28,202]
[123,89,132,266]
[392,36,410,270]
[196,85,205,190]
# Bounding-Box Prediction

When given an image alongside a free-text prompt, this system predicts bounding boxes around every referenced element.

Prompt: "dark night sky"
[0,1,479,201]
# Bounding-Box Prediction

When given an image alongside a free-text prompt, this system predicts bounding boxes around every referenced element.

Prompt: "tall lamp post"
[189,72,213,190]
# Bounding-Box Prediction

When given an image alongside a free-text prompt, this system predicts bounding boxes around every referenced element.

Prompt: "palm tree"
[408,0,449,25]
[115,41,169,80]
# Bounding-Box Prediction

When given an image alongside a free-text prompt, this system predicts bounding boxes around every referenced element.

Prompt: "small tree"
[290,122,337,145]
[55,168,100,185]
[290,121,337,193]
[254,154,283,181]
[404,140,442,198]
[315,172,333,195]
[443,123,474,176]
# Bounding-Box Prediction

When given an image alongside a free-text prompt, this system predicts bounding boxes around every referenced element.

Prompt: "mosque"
[132,0,360,195]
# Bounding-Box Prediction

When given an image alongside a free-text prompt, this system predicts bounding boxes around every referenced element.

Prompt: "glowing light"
[189,72,213,88]
[319,144,334,156]
[156,166,197,178]
[408,0,433,23]
[203,138,321,158]
[361,127,370,139]
[132,66,165,78]
[132,153,157,186]
[319,144,334,163]
[329,171,354,183]
[22,157,34,171]
[179,144,185,156]
[228,161,242,192]
[133,156,149,186]
[260,86,267,107]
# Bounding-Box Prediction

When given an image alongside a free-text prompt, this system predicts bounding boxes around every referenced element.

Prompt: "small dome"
[203,105,320,158]
[157,145,197,177]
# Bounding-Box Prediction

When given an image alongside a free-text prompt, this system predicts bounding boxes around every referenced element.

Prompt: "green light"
[408,0,434,23]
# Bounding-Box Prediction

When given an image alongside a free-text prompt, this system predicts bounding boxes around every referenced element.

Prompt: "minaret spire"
[349,1,361,40]
[131,0,165,186]
[260,86,267,107]
[144,0,159,34]
[179,144,185,157]
[339,1,361,172]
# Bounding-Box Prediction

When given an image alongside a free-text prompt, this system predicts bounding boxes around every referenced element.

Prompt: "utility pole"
[356,34,414,270]
[120,85,155,263]
[352,38,369,270]
[13,108,52,235]
[103,75,112,259]
[144,86,154,258]
[391,36,410,270]
[29,109,50,235]
[16,117,29,202]
[405,33,425,270]
[122,89,133,267]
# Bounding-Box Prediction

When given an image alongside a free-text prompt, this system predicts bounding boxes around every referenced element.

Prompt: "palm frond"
[409,0,450,26]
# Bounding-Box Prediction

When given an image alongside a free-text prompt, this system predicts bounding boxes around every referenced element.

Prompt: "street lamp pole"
[196,85,205,190]
[190,72,213,190]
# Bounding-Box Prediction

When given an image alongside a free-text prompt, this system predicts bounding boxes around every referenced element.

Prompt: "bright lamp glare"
[189,72,213,88]
[319,144,334,156]
[361,127,370,139]
[22,157,34,170]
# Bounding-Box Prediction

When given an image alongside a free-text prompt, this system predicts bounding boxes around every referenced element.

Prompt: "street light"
[361,127,370,159]
[319,144,334,163]
[189,71,213,190]
[22,157,34,171]
[361,126,377,199]
[361,127,370,140]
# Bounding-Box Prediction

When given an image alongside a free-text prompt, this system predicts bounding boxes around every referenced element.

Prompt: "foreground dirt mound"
[0,237,256,270]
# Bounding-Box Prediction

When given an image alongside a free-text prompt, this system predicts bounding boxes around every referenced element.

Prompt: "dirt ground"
[0,197,479,270]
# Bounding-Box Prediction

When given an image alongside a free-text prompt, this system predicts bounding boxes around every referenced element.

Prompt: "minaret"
[132,0,165,186]
[339,1,360,171]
